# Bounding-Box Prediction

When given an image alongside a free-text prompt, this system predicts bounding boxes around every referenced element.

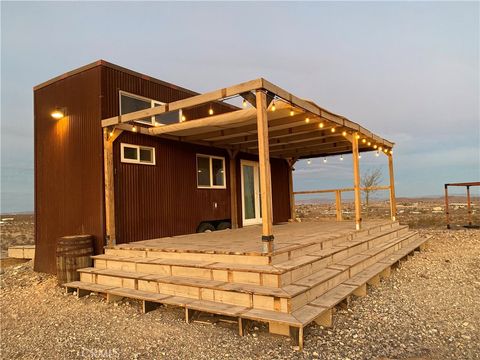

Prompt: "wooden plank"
[352,132,362,230]
[445,184,450,229]
[187,300,247,317]
[256,91,274,252]
[335,190,342,221]
[241,308,301,326]
[309,284,356,308]
[388,153,397,221]
[104,128,123,246]
[292,305,328,325]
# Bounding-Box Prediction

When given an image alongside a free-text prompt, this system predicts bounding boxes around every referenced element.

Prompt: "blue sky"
[1,1,479,212]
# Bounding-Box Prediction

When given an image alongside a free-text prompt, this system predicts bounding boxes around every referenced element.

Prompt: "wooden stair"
[64,221,431,350]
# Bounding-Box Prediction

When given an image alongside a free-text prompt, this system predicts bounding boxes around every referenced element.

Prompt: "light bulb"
[271,102,276,111]
[109,131,114,137]
[340,155,344,161]
[376,151,380,157]
[342,131,347,136]
[132,125,137,132]
[318,122,324,128]
[209,108,214,115]
[356,134,360,140]
[305,117,310,123]
[307,159,311,165]
[390,150,393,154]
[373,144,378,149]
[323,157,327,163]
[384,148,388,153]
[379,146,383,151]
[154,122,160,126]
[358,154,362,159]
[243,99,247,108]
[181,115,186,121]
[331,127,336,133]
[367,142,371,146]
[290,109,294,116]
[362,138,366,143]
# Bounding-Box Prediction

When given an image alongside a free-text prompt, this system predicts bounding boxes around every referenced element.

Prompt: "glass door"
[241,160,262,225]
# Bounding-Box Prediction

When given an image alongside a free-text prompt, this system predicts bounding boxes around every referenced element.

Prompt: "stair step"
[294,268,341,288]
[241,308,301,327]
[187,300,248,317]
[309,284,357,308]
[63,281,114,293]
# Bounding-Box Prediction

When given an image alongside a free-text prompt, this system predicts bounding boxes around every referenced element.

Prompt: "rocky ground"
[1,228,479,359]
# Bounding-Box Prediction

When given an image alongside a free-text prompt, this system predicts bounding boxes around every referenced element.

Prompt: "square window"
[196,155,226,189]
[121,143,155,165]
[123,146,138,161]
[140,147,153,163]
[212,158,225,187]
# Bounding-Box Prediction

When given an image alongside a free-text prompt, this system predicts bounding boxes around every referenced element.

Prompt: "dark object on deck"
[444,182,480,229]
[216,221,231,230]
[56,235,93,285]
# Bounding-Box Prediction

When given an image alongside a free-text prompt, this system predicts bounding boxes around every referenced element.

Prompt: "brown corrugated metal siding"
[34,66,105,273]
[34,61,291,273]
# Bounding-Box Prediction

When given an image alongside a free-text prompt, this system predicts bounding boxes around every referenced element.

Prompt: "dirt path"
[1,229,479,359]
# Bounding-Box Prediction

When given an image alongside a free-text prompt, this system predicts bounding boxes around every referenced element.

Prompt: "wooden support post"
[238,318,250,336]
[335,190,343,221]
[77,288,90,298]
[388,153,397,221]
[256,90,274,253]
[314,308,333,327]
[467,185,472,226]
[104,128,123,247]
[351,133,362,230]
[444,184,450,229]
[353,283,367,297]
[289,326,304,351]
[287,158,297,221]
[367,275,380,286]
[269,322,290,336]
[228,150,239,229]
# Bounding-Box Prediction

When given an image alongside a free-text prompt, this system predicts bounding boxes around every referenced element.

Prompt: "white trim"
[196,154,226,189]
[240,160,262,225]
[120,143,156,165]
[119,90,182,126]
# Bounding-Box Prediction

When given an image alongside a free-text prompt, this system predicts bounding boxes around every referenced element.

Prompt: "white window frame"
[120,143,156,165]
[119,90,182,126]
[196,154,226,189]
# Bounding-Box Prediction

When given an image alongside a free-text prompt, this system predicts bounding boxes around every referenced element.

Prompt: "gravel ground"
[1,229,479,359]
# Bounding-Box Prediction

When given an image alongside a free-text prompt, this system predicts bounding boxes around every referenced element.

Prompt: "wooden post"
[256,90,274,253]
[228,150,239,229]
[104,128,123,247]
[287,158,297,221]
[466,185,472,226]
[335,190,343,221]
[351,133,362,230]
[444,184,450,229]
[388,153,397,221]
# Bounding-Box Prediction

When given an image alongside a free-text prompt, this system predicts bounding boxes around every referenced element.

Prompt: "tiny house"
[34,61,291,273]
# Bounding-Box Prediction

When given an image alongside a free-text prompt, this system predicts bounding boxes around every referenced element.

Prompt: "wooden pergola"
[101,78,396,252]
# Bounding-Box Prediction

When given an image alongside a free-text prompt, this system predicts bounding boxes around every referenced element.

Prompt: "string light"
[307,159,311,165]
[132,125,137,132]
[367,141,371,146]
[154,121,160,126]
[323,157,327,163]
[340,155,344,161]
[181,115,186,121]
[356,134,361,140]
[379,146,383,151]
[362,138,366,144]
[271,101,276,112]
[209,107,214,115]
[243,99,247,108]
[331,127,336,133]
[376,151,380,157]
[290,109,294,116]
[358,154,362,159]
[109,130,114,137]
[305,117,310,123]
[342,131,347,137]
[318,122,324,128]
[384,148,388,153]
[389,149,393,154]
[373,144,378,149]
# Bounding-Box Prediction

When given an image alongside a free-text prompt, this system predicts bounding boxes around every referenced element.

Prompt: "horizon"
[1,1,479,213]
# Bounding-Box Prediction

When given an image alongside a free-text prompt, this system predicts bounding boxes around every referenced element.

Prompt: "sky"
[1,1,479,213]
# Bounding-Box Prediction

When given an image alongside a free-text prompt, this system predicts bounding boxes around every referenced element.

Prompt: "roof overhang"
[102,78,394,159]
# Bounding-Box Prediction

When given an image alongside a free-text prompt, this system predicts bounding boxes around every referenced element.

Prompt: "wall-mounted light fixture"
[51,107,65,120]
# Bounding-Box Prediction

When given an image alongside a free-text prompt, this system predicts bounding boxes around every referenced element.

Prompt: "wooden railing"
[293,185,392,221]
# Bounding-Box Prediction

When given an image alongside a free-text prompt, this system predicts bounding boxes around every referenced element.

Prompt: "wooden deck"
[64,220,431,350]
[112,220,389,256]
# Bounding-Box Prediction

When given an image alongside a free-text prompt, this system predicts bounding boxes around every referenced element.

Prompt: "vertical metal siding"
[34,66,104,274]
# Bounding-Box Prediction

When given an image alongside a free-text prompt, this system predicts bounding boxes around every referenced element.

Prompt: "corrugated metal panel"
[113,132,231,243]
[34,66,104,274]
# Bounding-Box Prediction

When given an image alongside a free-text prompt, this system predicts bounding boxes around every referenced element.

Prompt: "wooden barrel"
[56,235,93,285]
